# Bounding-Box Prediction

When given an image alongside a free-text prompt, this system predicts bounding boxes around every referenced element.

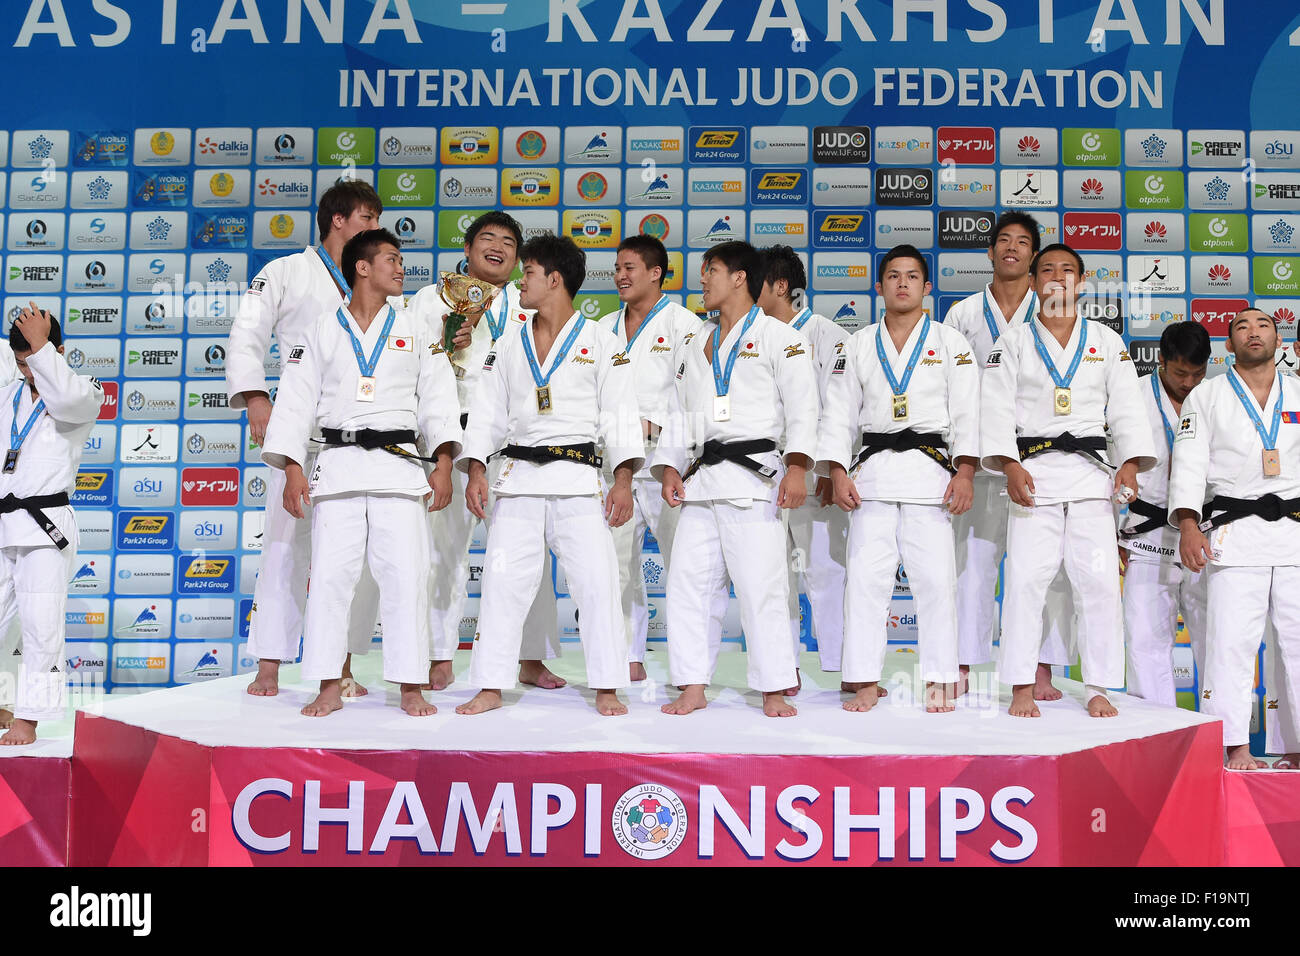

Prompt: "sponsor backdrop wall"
[2,1,1295,708]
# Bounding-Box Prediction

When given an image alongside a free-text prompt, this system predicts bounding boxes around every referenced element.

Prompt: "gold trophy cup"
[439,272,500,352]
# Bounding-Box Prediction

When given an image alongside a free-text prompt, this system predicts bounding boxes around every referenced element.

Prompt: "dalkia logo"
[611,784,688,860]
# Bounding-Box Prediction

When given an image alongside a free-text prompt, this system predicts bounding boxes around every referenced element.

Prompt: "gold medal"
[356,376,376,402]
[892,393,908,422]
[1054,386,1072,416]
[536,386,553,414]
[1264,448,1281,477]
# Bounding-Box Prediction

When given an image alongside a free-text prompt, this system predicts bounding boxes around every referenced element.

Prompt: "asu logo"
[186,559,231,579]
[784,344,806,358]
[611,351,631,367]
[955,351,973,366]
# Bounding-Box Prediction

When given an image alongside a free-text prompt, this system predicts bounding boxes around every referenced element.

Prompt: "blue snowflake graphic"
[27,134,53,160]
[87,175,112,200]
[206,258,232,283]
[1270,219,1295,244]
[1204,176,1230,202]
[642,557,663,586]
[1141,134,1166,160]
[146,216,172,241]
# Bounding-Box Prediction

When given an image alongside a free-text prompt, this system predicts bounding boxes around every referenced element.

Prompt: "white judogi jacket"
[818,318,980,505]
[1167,370,1300,567]
[261,303,462,499]
[980,315,1156,504]
[1120,372,1183,562]
[458,312,644,497]
[405,279,530,414]
[597,296,702,480]
[650,308,820,504]
[226,246,350,410]
[945,284,1037,370]
[0,345,102,548]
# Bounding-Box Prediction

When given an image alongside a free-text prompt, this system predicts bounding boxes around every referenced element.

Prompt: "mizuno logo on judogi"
[611,351,631,366]
[784,344,805,358]
[954,352,973,366]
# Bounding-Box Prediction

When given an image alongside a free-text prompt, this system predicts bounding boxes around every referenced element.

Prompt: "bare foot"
[1087,694,1118,718]
[399,684,436,716]
[629,661,647,683]
[0,708,13,729]
[661,684,707,715]
[596,689,628,716]
[1274,753,1300,769]
[301,680,344,717]
[1226,745,1267,771]
[456,689,503,715]
[926,681,956,714]
[783,669,802,697]
[954,665,971,698]
[0,718,35,745]
[763,691,797,717]
[843,683,881,713]
[246,659,280,697]
[519,659,567,689]
[1009,684,1041,718]
[425,660,454,691]
[840,681,888,697]
[340,655,368,698]
[1034,662,1062,701]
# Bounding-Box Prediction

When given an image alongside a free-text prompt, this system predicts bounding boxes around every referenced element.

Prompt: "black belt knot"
[853,430,953,474]
[0,492,71,549]
[501,442,602,469]
[682,439,778,483]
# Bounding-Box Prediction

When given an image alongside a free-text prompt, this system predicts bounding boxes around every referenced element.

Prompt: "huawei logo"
[1144,221,1167,239]
[1017,135,1040,152]
[1080,177,1103,195]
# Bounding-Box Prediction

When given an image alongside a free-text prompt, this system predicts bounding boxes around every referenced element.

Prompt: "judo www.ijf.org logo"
[612,784,688,860]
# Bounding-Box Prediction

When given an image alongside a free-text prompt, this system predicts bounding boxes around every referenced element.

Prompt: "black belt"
[1119,497,1168,539]
[501,442,602,469]
[459,413,468,429]
[853,430,954,475]
[682,439,778,483]
[1198,494,1300,533]
[317,427,440,464]
[1017,433,1110,470]
[0,492,70,549]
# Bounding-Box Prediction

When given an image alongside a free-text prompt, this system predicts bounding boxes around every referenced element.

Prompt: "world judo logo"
[612,784,688,860]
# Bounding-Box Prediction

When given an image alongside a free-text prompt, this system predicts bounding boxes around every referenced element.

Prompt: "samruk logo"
[612,784,688,860]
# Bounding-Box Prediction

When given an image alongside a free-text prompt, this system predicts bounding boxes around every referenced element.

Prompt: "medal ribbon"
[711,306,759,398]
[875,317,931,397]
[1030,318,1088,391]
[484,287,508,343]
[615,295,670,353]
[792,307,813,331]
[1150,373,1176,451]
[521,314,587,389]
[1226,367,1282,451]
[9,388,44,454]
[336,305,397,380]
[982,288,1036,343]
[316,246,351,300]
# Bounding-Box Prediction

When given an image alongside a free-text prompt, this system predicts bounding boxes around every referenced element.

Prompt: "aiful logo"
[612,784,688,860]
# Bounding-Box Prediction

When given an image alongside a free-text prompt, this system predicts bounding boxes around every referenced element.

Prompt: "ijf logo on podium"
[612,784,688,860]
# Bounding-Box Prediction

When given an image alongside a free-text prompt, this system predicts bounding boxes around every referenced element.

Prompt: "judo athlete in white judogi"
[757,244,850,684]
[820,246,978,714]
[456,234,642,717]
[226,180,385,699]
[262,229,461,718]
[405,212,563,692]
[981,243,1156,718]
[0,306,101,745]
[1119,322,1209,707]
[945,211,1075,699]
[653,241,820,719]
[600,235,706,682]
[1171,307,1300,770]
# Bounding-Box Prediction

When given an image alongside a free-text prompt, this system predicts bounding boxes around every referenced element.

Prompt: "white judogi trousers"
[249,461,380,662]
[1264,630,1298,754]
[786,498,849,672]
[1123,556,1207,707]
[1,543,78,722]
[843,501,959,685]
[610,476,678,664]
[1001,497,1123,689]
[667,500,797,693]
[428,465,561,662]
[300,494,430,686]
[470,494,628,691]
[1204,564,1300,749]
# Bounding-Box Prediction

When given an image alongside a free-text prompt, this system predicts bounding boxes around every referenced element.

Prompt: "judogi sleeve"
[815,342,859,474]
[457,346,510,470]
[1166,385,1212,526]
[648,342,691,481]
[945,328,981,463]
[979,331,1022,474]
[416,332,463,461]
[775,328,820,465]
[1103,334,1158,473]
[261,322,322,472]
[26,343,103,424]
[226,264,282,409]
[598,337,646,474]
